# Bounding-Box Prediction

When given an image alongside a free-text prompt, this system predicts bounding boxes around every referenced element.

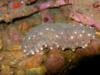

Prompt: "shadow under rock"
[62,55,100,75]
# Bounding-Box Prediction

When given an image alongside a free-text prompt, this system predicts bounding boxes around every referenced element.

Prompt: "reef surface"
[0,0,100,75]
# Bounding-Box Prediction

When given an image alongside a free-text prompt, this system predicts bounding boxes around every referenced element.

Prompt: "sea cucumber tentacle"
[22,23,96,55]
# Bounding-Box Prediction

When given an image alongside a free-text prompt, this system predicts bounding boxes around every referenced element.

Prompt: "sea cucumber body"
[22,23,95,55]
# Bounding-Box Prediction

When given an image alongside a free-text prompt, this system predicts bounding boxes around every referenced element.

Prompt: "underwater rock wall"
[0,0,100,75]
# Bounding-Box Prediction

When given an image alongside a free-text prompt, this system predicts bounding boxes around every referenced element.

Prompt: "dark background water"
[63,55,100,75]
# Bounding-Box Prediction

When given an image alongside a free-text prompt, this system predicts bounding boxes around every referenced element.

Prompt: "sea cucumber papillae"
[22,23,96,55]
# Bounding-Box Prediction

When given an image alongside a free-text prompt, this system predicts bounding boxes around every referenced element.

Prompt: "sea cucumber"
[22,23,96,55]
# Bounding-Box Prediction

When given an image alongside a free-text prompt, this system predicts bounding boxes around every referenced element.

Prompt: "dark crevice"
[62,55,100,75]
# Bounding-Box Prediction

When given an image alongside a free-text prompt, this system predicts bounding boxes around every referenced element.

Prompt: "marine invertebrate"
[22,23,96,55]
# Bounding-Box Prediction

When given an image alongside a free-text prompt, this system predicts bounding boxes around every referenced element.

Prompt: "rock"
[0,35,3,50]
[45,49,65,73]
[26,66,46,75]
[18,53,43,69]
[1,64,13,75]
